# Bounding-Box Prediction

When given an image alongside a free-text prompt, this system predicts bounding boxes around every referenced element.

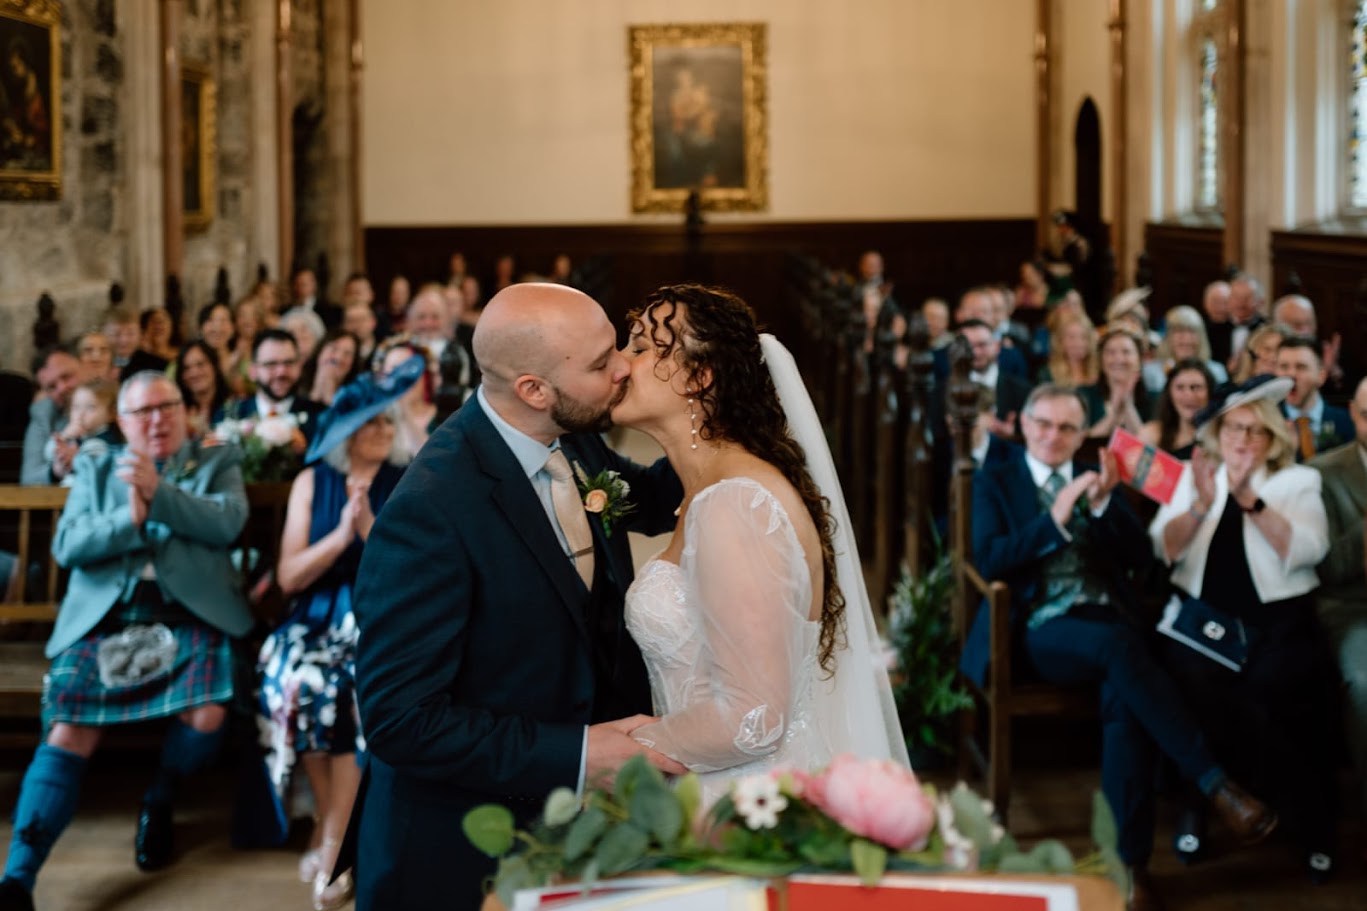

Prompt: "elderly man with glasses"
[961,383,1279,911]
[0,371,251,911]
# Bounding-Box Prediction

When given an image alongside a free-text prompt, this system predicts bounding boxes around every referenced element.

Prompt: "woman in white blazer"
[1150,374,1336,882]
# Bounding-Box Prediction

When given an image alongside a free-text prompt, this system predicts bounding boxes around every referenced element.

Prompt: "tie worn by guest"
[1150,374,1337,882]
[961,384,1278,911]
[0,372,251,911]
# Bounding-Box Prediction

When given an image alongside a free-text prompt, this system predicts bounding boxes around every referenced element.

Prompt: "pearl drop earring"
[688,398,699,450]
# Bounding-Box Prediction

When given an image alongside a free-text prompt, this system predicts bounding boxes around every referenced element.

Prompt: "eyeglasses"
[256,358,299,370]
[1025,415,1083,436]
[120,400,183,420]
[1219,419,1271,440]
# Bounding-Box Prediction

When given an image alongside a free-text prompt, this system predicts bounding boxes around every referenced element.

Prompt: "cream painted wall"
[360,0,1036,225]
[1052,0,1112,222]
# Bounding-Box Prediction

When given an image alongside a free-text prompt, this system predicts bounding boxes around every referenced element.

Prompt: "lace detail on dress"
[625,478,827,806]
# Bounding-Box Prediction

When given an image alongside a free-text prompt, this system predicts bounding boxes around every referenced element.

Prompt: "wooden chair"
[942,343,1097,823]
[0,486,70,722]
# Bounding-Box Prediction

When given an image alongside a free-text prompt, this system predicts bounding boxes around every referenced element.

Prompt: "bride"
[612,284,909,804]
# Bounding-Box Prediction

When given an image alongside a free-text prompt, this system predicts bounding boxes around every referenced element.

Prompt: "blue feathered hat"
[304,354,426,464]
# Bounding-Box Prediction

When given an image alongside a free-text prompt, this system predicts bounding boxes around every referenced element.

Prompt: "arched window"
[1348,0,1367,209]
[1194,0,1222,213]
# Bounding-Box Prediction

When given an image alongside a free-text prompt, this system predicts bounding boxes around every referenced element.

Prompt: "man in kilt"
[0,371,252,911]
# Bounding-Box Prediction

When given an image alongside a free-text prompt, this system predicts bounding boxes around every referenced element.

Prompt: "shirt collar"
[1024,450,1072,487]
[477,386,555,480]
[1284,394,1323,426]
[970,361,999,389]
[256,392,292,416]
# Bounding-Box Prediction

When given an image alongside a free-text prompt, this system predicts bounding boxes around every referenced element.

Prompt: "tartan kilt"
[42,595,236,732]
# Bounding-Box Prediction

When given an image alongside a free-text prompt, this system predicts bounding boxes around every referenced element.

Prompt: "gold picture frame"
[629,22,768,214]
[181,62,216,231]
[0,0,62,201]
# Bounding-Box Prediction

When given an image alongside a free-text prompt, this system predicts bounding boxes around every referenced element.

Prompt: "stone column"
[276,0,293,279]
[1241,0,1271,282]
[1221,0,1246,271]
[323,0,355,284]
[1109,0,1129,283]
[161,0,183,280]
[250,0,279,282]
[1035,0,1054,251]
[125,0,165,308]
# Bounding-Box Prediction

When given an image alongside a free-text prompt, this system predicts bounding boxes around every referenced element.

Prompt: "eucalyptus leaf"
[997,851,1046,874]
[595,822,650,875]
[850,838,889,886]
[544,787,579,827]
[674,773,702,823]
[462,804,515,858]
[947,784,994,845]
[1030,839,1075,874]
[613,754,664,804]
[629,780,684,847]
[493,855,536,909]
[1090,790,1119,854]
[564,806,609,862]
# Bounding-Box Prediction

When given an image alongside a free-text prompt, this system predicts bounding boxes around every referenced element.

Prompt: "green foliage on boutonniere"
[573,461,635,537]
[163,459,199,484]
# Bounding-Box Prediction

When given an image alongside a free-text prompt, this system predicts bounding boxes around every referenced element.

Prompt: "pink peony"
[803,755,935,852]
[583,489,609,513]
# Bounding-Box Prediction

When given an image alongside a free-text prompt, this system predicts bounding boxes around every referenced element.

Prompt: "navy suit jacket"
[341,400,681,909]
[959,452,1149,687]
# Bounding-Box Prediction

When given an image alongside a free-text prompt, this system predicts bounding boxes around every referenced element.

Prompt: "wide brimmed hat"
[1193,373,1293,429]
[1105,286,1152,322]
[304,354,425,464]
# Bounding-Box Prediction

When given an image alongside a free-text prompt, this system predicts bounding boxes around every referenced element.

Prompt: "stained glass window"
[1197,37,1220,211]
[1350,1,1367,209]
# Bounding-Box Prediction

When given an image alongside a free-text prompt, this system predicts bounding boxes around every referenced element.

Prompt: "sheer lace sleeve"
[631,479,813,773]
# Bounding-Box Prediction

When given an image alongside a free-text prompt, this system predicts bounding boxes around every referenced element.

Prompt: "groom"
[341,283,686,910]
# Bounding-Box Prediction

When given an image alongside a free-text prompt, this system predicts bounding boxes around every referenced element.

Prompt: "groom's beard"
[551,382,625,435]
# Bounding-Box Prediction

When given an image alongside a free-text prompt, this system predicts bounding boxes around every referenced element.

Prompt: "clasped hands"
[116,449,162,527]
[1049,448,1121,529]
[1191,447,1258,513]
[337,478,376,542]
[586,714,686,786]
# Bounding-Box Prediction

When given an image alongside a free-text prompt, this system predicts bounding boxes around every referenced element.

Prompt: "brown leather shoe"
[1208,780,1278,845]
[1129,868,1166,911]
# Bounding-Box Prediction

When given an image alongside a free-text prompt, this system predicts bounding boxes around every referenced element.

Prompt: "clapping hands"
[340,477,375,541]
[117,449,160,526]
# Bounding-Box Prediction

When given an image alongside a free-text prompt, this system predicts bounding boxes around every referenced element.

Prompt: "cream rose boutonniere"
[573,462,634,537]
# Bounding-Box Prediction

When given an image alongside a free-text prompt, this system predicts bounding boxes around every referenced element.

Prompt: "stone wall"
[290,0,330,293]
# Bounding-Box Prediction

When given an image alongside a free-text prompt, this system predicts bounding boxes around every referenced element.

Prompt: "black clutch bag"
[1156,593,1249,672]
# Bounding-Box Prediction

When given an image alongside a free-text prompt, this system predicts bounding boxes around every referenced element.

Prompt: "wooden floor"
[0,743,1361,911]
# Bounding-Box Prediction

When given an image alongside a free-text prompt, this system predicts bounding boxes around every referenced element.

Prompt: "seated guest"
[342,298,378,365]
[459,275,483,316]
[1231,323,1284,383]
[279,307,326,363]
[258,358,422,911]
[1142,305,1228,397]
[1202,280,1234,367]
[22,347,84,486]
[1140,359,1214,460]
[1014,258,1052,310]
[75,331,117,384]
[139,307,179,364]
[404,283,452,361]
[1038,309,1099,387]
[1274,294,1352,405]
[300,329,361,407]
[921,298,952,350]
[103,306,152,378]
[1150,375,1335,880]
[1309,377,1367,829]
[228,297,262,397]
[175,341,232,439]
[376,274,410,341]
[1082,326,1152,439]
[0,372,251,910]
[291,267,340,330]
[989,285,1032,357]
[1226,273,1269,376]
[373,337,438,456]
[950,319,1031,439]
[1276,335,1352,461]
[940,288,1028,381]
[249,279,282,328]
[45,378,121,484]
[224,329,324,446]
[963,384,1277,910]
[195,303,235,375]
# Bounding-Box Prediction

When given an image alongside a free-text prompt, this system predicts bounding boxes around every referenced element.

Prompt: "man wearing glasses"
[223,328,323,446]
[0,372,252,911]
[959,384,1277,911]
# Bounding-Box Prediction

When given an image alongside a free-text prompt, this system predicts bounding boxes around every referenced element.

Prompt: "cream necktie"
[544,449,595,589]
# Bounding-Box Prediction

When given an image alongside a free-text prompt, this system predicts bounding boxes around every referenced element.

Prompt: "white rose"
[255,416,295,447]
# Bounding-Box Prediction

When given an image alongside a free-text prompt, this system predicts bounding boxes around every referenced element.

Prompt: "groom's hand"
[586,715,687,784]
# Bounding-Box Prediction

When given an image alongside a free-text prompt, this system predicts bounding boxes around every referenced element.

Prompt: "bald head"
[1272,294,1316,337]
[474,283,609,391]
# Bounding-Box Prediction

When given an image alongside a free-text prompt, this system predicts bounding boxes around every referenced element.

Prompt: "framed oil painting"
[629,22,768,214]
[181,62,216,231]
[0,0,61,200]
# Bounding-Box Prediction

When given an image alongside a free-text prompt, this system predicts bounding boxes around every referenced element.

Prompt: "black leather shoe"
[0,878,35,911]
[1172,805,1207,865]
[134,802,174,872]
[1208,780,1277,845]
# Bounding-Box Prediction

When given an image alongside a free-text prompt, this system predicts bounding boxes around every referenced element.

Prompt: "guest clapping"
[1083,326,1150,438]
[301,329,361,407]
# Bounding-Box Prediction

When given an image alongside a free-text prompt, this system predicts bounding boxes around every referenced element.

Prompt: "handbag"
[1156,593,1249,672]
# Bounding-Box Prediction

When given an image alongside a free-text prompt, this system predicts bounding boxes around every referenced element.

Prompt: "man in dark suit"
[340,283,686,910]
[960,384,1277,911]
[222,329,324,444]
[1276,335,1352,462]
[1226,273,1267,376]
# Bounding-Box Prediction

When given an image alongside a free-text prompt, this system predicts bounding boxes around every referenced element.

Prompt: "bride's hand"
[604,713,656,735]
[586,717,687,783]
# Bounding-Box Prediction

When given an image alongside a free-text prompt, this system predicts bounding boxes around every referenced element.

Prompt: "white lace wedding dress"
[625,477,846,806]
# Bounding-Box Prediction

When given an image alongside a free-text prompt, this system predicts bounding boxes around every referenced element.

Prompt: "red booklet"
[1107,428,1184,505]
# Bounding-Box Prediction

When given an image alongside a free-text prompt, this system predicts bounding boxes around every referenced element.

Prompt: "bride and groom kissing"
[336,282,906,909]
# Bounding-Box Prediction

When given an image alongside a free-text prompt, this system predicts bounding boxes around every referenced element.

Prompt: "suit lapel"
[462,405,592,641]
[1004,456,1040,525]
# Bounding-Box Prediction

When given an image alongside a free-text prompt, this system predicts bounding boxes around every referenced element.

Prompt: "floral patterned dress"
[256,461,404,803]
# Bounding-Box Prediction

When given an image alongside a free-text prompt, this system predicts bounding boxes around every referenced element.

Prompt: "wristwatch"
[1241,497,1266,515]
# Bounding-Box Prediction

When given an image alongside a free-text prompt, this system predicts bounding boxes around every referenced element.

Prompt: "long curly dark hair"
[628,284,846,674]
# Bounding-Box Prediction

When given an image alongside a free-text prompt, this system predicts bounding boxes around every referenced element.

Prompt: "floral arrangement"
[572,462,635,537]
[211,413,304,483]
[463,755,1125,908]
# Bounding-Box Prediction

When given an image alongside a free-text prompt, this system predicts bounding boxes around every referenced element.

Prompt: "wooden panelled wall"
[364,219,1036,344]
